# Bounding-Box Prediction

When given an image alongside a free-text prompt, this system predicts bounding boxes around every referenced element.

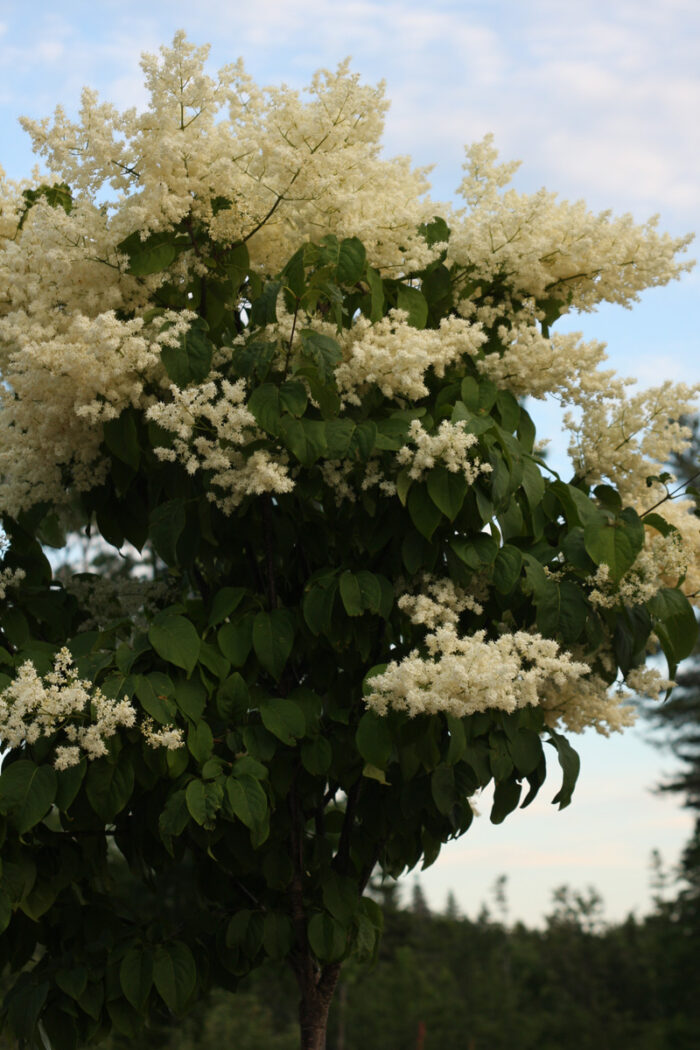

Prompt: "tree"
[0,32,698,1050]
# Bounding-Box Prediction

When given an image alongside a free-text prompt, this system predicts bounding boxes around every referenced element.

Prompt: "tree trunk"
[335,981,347,1050]
[297,960,341,1050]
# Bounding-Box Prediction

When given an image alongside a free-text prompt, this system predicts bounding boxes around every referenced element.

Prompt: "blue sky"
[1,0,699,924]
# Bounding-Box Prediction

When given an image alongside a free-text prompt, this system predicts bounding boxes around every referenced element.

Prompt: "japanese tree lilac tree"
[0,33,698,1050]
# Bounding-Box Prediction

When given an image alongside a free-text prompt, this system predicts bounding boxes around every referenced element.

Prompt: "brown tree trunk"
[297,959,341,1050]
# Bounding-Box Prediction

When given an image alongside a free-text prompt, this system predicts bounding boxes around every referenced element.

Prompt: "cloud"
[2,0,698,232]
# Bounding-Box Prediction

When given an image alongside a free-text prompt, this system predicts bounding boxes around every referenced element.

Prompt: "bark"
[297,960,341,1050]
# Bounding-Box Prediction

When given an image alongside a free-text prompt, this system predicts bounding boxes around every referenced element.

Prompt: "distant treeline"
[82,865,699,1050]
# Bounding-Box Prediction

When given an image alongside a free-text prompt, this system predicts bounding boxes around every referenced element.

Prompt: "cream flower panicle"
[396,419,493,483]
[364,626,591,722]
[0,648,183,768]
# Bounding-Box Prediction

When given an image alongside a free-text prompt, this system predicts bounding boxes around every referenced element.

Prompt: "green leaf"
[259,698,305,745]
[153,941,197,1014]
[547,731,580,809]
[250,280,281,326]
[419,215,450,246]
[198,639,231,681]
[103,410,140,471]
[355,570,383,614]
[187,721,214,764]
[149,612,201,674]
[0,761,56,834]
[161,320,213,386]
[427,466,467,521]
[248,383,281,434]
[641,511,676,537]
[174,675,207,721]
[493,544,523,593]
[323,875,359,924]
[490,778,522,824]
[293,364,340,417]
[222,240,250,291]
[364,265,385,321]
[521,457,545,508]
[308,913,347,962]
[106,999,139,1036]
[279,416,328,465]
[534,579,589,643]
[279,380,308,417]
[300,330,342,382]
[303,577,338,636]
[134,674,178,724]
[325,418,356,458]
[186,778,223,829]
[356,711,392,769]
[431,764,456,815]
[226,774,268,829]
[233,755,269,780]
[208,587,246,628]
[159,789,190,848]
[506,729,543,776]
[118,230,177,276]
[226,909,263,955]
[252,609,295,680]
[336,237,367,284]
[263,912,294,959]
[584,516,643,582]
[217,615,254,666]
[348,420,377,461]
[339,571,363,617]
[86,757,134,821]
[217,672,249,722]
[552,481,604,528]
[149,499,186,565]
[55,967,88,1002]
[648,587,698,675]
[496,390,520,432]
[396,284,428,329]
[301,736,332,775]
[6,979,49,1043]
[450,533,498,569]
[408,484,442,540]
[446,716,467,764]
[120,947,154,1011]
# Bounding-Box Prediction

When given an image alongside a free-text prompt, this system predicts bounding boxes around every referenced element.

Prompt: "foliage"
[0,34,697,1049]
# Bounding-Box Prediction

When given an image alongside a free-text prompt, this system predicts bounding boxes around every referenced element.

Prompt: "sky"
[1,0,699,925]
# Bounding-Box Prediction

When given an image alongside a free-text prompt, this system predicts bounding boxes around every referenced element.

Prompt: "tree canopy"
[0,32,698,1050]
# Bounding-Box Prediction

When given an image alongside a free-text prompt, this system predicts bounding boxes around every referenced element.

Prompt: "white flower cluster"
[16,36,438,277]
[146,378,294,514]
[539,673,637,737]
[588,528,689,609]
[448,135,693,314]
[0,648,183,769]
[396,419,492,483]
[0,566,25,601]
[624,665,674,701]
[477,319,611,403]
[565,380,700,505]
[335,311,486,405]
[0,34,695,535]
[398,575,483,627]
[649,498,700,602]
[365,626,590,720]
[0,309,191,515]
